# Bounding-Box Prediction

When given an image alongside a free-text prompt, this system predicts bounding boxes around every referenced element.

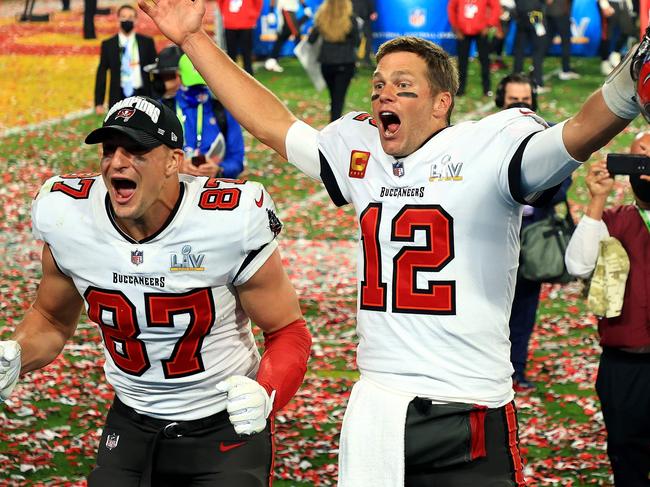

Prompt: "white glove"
[302,6,313,17]
[216,375,275,435]
[266,12,277,25]
[0,341,21,401]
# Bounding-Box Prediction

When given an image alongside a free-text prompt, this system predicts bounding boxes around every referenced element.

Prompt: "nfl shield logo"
[392,161,405,177]
[131,250,143,266]
[409,8,426,28]
[106,433,120,450]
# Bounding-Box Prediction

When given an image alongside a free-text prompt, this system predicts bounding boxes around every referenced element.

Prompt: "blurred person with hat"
[144,44,184,111]
[175,54,246,179]
[565,132,650,486]
[0,95,310,486]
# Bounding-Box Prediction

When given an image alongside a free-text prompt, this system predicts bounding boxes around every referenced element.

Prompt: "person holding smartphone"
[565,131,650,487]
[176,54,246,178]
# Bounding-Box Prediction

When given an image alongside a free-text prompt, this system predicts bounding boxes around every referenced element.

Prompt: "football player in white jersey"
[139,0,649,484]
[0,96,312,486]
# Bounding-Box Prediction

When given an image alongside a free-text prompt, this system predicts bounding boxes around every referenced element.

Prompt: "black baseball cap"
[143,45,183,74]
[85,96,183,150]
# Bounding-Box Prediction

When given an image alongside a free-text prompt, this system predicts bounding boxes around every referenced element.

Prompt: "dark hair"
[375,36,459,123]
[495,73,537,111]
[117,4,136,16]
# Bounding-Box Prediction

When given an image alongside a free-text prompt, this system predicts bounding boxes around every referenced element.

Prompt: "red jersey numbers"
[147,289,215,378]
[85,287,216,378]
[353,113,378,128]
[392,205,455,314]
[203,177,246,188]
[85,288,149,376]
[199,179,242,210]
[360,203,456,315]
[51,178,96,199]
[360,204,387,310]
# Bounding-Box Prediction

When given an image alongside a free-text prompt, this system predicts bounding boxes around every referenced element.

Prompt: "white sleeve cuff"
[565,215,609,278]
[285,120,322,181]
[520,121,581,195]
[233,240,279,287]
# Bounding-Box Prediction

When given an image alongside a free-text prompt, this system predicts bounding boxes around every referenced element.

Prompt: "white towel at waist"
[338,376,414,487]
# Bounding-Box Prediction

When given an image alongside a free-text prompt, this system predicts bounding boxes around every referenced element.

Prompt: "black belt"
[602,346,650,362]
[111,397,229,487]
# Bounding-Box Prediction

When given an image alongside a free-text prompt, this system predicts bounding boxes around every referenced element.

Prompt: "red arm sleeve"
[256,318,312,413]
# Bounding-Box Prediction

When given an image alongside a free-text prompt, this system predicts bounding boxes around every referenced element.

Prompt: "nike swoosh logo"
[219,441,246,453]
[255,190,264,208]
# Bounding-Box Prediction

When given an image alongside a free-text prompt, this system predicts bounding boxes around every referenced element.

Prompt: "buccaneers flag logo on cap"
[115,108,136,122]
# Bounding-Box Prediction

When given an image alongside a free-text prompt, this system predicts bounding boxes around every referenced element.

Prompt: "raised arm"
[562,90,631,162]
[564,161,613,278]
[138,0,298,158]
[562,33,650,161]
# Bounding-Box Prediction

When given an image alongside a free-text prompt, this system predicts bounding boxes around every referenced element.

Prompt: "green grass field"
[0,50,645,486]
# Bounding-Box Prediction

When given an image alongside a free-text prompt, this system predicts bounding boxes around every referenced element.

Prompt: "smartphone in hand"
[191,154,207,166]
[606,153,650,175]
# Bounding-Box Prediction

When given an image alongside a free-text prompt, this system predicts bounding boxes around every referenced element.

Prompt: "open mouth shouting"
[379,111,401,138]
[111,177,137,204]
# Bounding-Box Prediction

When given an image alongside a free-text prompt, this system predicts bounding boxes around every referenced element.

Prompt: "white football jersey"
[316,109,552,407]
[32,174,282,420]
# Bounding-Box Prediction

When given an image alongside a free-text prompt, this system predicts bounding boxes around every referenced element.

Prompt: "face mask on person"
[505,101,534,110]
[151,76,166,100]
[120,20,134,34]
[630,174,650,204]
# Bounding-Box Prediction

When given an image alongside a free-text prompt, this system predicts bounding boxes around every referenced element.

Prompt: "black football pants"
[88,397,273,487]
[405,400,527,486]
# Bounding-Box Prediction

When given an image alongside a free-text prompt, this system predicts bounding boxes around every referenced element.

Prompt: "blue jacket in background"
[176,90,245,179]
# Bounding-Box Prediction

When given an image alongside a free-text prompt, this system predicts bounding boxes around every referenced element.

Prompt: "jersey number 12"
[359,203,456,315]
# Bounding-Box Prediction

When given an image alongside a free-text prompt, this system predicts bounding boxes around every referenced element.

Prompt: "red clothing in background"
[599,205,650,348]
[447,0,501,36]
[217,0,263,30]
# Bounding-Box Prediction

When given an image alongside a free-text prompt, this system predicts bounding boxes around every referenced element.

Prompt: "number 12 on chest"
[359,203,456,315]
